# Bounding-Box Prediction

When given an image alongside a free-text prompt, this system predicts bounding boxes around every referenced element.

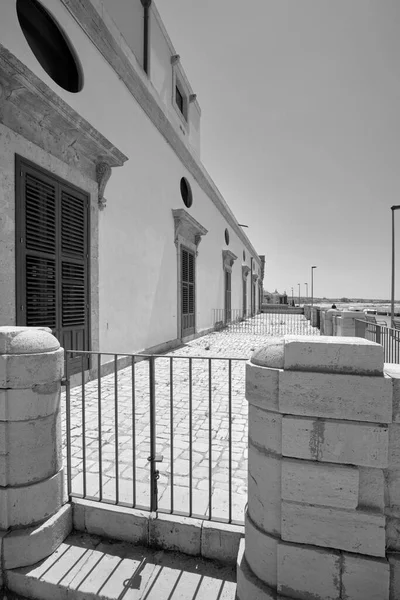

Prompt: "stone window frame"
[172,208,207,340]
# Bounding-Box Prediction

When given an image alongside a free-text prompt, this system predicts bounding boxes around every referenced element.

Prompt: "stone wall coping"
[250,335,383,376]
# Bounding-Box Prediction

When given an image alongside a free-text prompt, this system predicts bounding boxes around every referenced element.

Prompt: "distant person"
[331,304,337,309]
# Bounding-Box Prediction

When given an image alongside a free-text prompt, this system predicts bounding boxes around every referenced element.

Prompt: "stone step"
[4,532,237,600]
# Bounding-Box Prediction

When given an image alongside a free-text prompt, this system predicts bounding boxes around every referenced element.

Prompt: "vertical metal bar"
[189,357,193,516]
[149,356,157,511]
[228,359,232,523]
[81,353,86,498]
[132,356,136,507]
[114,355,119,504]
[208,358,212,520]
[170,357,174,513]
[65,352,72,498]
[97,354,103,501]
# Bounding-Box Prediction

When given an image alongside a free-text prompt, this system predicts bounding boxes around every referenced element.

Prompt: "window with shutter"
[181,246,195,337]
[16,157,90,374]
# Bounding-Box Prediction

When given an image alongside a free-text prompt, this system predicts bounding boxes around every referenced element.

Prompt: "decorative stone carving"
[189,94,197,103]
[96,161,112,210]
[242,265,251,280]
[222,250,238,273]
[252,273,259,283]
[140,0,152,7]
[172,209,208,252]
[0,44,128,180]
[171,54,180,66]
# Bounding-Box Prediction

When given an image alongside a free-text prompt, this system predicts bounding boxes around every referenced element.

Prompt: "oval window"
[17,0,84,93]
[180,177,193,208]
[225,228,230,245]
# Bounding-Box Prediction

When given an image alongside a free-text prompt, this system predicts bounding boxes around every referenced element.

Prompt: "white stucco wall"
[101,0,144,69]
[0,0,261,354]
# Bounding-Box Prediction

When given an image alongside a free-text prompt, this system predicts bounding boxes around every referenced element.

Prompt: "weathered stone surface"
[201,519,243,565]
[385,363,400,422]
[245,511,278,587]
[0,409,62,486]
[284,335,383,375]
[0,327,56,355]
[277,541,341,600]
[0,348,64,388]
[282,416,389,467]
[388,552,400,600]
[388,424,400,509]
[248,443,281,535]
[358,467,385,512]
[251,339,284,369]
[281,459,359,509]
[0,468,65,529]
[249,405,282,454]
[78,501,149,546]
[3,504,72,569]
[281,501,386,557]
[149,513,202,556]
[279,370,392,423]
[342,553,389,600]
[246,362,279,411]
[0,384,60,422]
[236,539,277,600]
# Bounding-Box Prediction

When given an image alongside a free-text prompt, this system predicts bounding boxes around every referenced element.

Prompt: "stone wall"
[238,335,400,600]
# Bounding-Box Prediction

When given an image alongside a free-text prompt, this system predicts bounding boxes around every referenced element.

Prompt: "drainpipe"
[250,257,253,316]
[141,0,152,75]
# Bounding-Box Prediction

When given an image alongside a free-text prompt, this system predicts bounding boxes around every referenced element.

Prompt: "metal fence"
[213,308,320,336]
[355,319,400,364]
[63,351,248,525]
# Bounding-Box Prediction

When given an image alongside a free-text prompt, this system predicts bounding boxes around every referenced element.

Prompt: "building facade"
[0,0,263,371]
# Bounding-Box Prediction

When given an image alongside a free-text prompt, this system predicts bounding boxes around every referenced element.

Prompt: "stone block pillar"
[237,335,399,600]
[0,327,71,587]
[310,306,319,327]
[303,305,311,320]
[324,308,340,336]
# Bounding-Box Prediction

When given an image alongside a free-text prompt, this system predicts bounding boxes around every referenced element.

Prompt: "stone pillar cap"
[0,327,60,355]
[250,335,383,375]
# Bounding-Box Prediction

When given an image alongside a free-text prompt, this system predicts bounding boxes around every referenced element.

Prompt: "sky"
[156,0,400,300]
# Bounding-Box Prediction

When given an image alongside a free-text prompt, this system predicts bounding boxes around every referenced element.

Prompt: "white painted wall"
[101,0,144,68]
[0,0,261,354]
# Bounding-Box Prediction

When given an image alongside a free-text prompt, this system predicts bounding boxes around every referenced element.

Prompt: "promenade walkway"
[62,313,319,523]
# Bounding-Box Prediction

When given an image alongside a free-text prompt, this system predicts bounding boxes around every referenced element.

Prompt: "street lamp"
[304,282,308,301]
[311,266,317,307]
[391,206,400,327]
[298,283,301,306]
[291,287,294,307]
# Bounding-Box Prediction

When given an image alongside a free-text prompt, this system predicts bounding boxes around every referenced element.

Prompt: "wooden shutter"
[16,157,90,374]
[181,247,195,336]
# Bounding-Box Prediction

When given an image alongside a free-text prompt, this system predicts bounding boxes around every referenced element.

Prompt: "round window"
[225,228,230,245]
[243,250,246,261]
[180,177,193,208]
[17,0,84,93]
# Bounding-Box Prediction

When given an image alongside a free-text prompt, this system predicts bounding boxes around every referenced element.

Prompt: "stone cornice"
[0,44,128,182]
[172,209,208,249]
[59,0,260,264]
[222,250,238,273]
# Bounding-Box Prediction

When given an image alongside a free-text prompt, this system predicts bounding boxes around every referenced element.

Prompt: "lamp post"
[311,266,317,307]
[391,206,400,327]
[298,283,301,306]
[305,282,308,301]
[291,287,294,307]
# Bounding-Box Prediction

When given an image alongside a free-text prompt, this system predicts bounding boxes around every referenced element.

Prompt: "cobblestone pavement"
[62,314,319,524]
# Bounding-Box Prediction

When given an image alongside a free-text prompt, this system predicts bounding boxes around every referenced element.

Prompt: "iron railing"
[63,351,248,525]
[213,309,320,336]
[355,319,400,364]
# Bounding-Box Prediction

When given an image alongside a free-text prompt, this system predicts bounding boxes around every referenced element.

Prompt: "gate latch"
[148,454,163,463]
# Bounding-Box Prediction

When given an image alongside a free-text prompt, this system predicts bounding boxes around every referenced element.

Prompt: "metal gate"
[63,351,248,525]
